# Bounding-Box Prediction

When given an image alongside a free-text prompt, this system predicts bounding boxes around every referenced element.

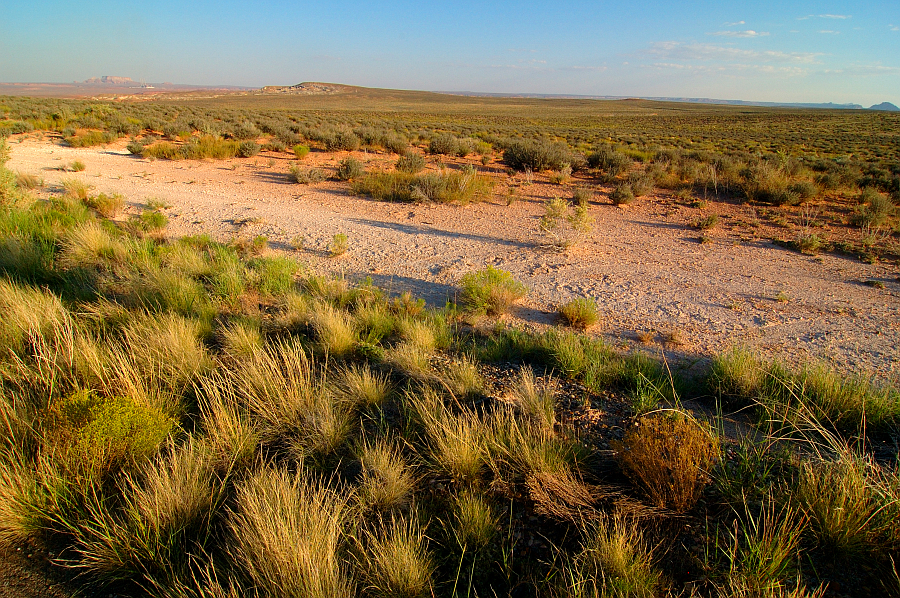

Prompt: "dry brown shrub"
[612,414,719,512]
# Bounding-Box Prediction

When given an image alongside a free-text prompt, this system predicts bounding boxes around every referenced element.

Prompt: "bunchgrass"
[558,297,599,329]
[228,466,354,598]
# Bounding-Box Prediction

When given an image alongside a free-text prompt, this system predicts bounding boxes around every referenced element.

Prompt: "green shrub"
[293,144,310,159]
[70,160,86,172]
[460,266,526,315]
[851,189,894,228]
[428,133,459,156]
[612,414,719,512]
[325,129,360,151]
[290,165,327,184]
[126,140,144,155]
[49,389,176,476]
[396,153,426,174]
[628,170,654,196]
[788,180,819,202]
[587,146,632,176]
[66,130,114,147]
[502,138,572,172]
[237,140,260,158]
[335,157,365,181]
[610,184,635,205]
[694,214,719,230]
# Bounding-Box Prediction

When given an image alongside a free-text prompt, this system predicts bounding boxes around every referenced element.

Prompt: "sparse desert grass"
[0,102,898,598]
[558,297,599,329]
[15,172,42,190]
[84,192,125,217]
[540,197,594,249]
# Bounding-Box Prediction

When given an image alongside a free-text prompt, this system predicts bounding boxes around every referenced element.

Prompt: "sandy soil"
[7,136,899,379]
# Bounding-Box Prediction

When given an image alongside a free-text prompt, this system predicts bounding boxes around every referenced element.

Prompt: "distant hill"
[869,102,900,112]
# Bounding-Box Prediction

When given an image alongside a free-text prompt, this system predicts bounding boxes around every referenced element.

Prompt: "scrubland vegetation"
[2,89,897,258]
[0,90,899,596]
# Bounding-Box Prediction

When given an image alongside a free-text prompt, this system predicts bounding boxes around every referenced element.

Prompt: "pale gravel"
[8,137,899,380]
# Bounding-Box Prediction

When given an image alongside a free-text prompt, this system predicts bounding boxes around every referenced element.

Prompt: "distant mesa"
[869,102,900,112]
[84,76,136,86]
[257,82,351,96]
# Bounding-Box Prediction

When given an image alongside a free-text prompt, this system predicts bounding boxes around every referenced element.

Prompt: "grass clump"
[229,467,354,598]
[396,153,426,174]
[561,514,660,598]
[84,192,125,218]
[15,172,42,190]
[610,184,635,205]
[612,413,719,512]
[359,515,433,598]
[357,439,415,512]
[352,170,490,204]
[558,297,599,329]
[333,363,393,409]
[336,156,365,181]
[330,232,349,256]
[709,348,900,434]
[459,266,526,315]
[62,177,92,201]
[290,164,327,184]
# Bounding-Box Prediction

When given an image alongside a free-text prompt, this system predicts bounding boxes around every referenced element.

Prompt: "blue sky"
[2,1,898,104]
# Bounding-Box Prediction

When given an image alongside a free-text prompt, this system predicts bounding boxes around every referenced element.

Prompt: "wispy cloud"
[823,64,900,76]
[799,14,851,20]
[891,24,900,31]
[644,62,808,76]
[724,20,745,26]
[645,42,820,64]
[818,30,840,34]
[709,30,769,38]
[564,65,608,72]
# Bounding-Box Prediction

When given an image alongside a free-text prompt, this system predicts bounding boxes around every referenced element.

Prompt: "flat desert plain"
[7,136,899,379]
